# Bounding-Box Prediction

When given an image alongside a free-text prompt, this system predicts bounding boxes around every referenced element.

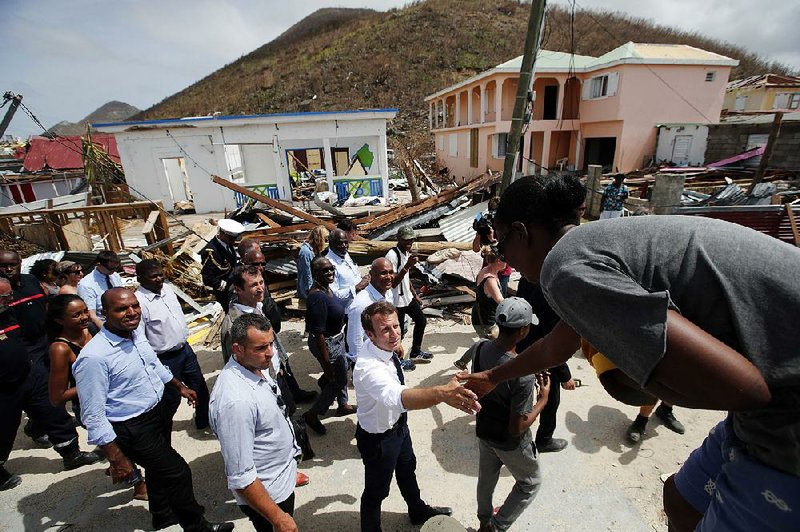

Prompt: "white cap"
[217,219,245,236]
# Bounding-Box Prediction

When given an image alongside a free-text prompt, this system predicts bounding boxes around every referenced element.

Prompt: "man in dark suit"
[201,219,244,312]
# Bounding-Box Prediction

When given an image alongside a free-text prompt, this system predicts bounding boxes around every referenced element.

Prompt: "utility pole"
[0,92,24,138]
[747,111,783,195]
[500,0,547,193]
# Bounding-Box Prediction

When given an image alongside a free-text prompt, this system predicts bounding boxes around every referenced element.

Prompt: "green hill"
[136,0,795,144]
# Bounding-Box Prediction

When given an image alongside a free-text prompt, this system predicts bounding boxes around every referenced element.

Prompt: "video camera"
[472,210,495,244]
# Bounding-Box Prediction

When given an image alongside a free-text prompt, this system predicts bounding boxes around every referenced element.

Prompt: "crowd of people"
[1,171,797,532]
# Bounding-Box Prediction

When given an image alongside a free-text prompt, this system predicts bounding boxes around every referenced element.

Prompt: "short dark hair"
[96,250,120,265]
[135,259,161,278]
[30,259,57,281]
[487,196,500,211]
[231,264,260,289]
[337,219,357,232]
[361,300,397,334]
[231,313,272,346]
[496,175,586,235]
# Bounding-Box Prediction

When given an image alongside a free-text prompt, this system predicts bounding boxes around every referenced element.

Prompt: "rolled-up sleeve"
[153,356,174,384]
[73,355,116,446]
[215,400,259,491]
[363,360,407,412]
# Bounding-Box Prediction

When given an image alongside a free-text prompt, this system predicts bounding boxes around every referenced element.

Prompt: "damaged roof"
[727,74,800,91]
[22,134,120,172]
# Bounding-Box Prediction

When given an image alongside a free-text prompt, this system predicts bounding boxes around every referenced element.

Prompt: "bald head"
[0,277,11,312]
[238,238,261,257]
[370,257,394,294]
[101,288,141,334]
[329,229,349,257]
[243,248,266,266]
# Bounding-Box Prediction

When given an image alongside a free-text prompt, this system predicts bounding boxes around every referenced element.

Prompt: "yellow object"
[580,338,617,376]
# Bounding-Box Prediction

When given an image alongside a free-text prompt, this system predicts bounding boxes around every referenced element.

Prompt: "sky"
[2,0,798,138]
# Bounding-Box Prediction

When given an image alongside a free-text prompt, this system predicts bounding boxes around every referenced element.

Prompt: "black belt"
[357,414,407,439]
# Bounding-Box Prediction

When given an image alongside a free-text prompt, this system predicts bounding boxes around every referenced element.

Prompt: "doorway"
[583,137,617,172]
[331,147,350,176]
[543,85,559,120]
[161,157,193,209]
[286,148,325,189]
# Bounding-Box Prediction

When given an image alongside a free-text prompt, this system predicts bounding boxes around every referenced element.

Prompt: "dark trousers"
[356,422,425,532]
[535,379,560,444]
[111,403,205,530]
[0,361,78,462]
[307,335,349,415]
[396,299,427,352]
[160,343,211,434]
[239,492,295,532]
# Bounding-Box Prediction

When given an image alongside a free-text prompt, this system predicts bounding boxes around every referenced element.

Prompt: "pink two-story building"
[426,42,737,181]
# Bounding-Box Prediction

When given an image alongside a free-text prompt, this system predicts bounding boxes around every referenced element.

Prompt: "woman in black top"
[46,294,148,501]
[302,256,355,434]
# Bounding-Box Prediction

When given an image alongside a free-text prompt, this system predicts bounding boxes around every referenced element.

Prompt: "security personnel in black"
[200,219,244,312]
[0,271,100,491]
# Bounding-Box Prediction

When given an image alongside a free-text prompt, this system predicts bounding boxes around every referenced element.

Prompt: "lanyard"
[0,324,21,335]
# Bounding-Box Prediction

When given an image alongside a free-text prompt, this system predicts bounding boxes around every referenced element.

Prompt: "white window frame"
[705,71,716,82]
[494,133,508,159]
[789,93,800,110]
[583,72,619,100]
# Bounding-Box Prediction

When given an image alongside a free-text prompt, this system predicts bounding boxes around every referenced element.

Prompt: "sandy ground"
[0,318,724,531]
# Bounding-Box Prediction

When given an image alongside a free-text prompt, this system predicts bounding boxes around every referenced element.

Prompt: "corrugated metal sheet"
[439,201,488,243]
[676,205,800,246]
[23,134,120,172]
[266,255,297,277]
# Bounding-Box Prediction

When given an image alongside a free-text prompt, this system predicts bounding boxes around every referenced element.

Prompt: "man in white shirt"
[326,229,369,308]
[346,258,403,367]
[77,250,123,329]
[136,260,211,432]
[353,300,480,531]
[386,226,433,364]
[210,313,300,532]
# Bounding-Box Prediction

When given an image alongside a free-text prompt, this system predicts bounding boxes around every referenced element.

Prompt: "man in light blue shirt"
[77,250,123,329]
[326,229,369,308]
[73,288,232,532]
[210,313,300,532]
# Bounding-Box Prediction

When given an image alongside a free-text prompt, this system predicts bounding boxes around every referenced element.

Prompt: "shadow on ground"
[563,405,652,464]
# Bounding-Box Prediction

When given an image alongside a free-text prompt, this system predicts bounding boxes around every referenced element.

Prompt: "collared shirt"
[77,267,123,320]
[386,247,413,308]
[296,242,315,300]
[601,183,629,212]
[326,249,361,307]
[353,339,408,434]
[73,325,174,446]
[222,302,280,374]
[136,283,189,354]
[346,283,386,359]
[209,356,299,506]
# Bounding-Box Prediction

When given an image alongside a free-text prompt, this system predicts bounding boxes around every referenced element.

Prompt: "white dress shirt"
[209,356,299,506]
[386,247,413,308]
[77,268,123,320]
[353,339,408,434]
[326,249,361,307]
[346,283,387,360]
[136,283,189,354]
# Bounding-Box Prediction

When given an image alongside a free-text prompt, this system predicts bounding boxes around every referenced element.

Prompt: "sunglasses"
[492,225,514,263]
[247,262,267,267]
[68,268,84,274]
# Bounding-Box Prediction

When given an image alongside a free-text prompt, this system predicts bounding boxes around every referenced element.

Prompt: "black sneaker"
[409,505,453,525]
[294,389,319,403]
[655,404,685,434]
[63,450,103,471]
[0,466,22,492]
[24,420,52,448]
[410,349,433,363]
[400,359,416,372]
[536,438,568,453]
[627,415,649,443]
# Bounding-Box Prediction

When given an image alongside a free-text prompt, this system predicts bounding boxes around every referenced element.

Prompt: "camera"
[473,210,495,244]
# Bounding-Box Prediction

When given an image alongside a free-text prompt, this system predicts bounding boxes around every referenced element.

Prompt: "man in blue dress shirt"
[73,288,233,532]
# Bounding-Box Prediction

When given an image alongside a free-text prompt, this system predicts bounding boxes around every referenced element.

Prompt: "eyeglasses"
[492,225,514,263]
[68,269,84,274]
[247,262,267,267]
[0,292,13,299]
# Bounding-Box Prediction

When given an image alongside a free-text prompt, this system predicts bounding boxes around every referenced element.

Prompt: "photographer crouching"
[472,197,513,296]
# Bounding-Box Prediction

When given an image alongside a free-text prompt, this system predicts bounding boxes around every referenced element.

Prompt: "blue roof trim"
[92,108,400,128]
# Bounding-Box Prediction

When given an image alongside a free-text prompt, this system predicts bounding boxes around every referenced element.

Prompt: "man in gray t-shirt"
[462,173,800,531]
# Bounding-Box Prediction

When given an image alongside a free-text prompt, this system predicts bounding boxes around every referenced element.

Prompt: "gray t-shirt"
[540,215,800,476]
[468,340,535,450]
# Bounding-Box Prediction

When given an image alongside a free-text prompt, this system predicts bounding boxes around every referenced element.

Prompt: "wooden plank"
[786,203,800,247]
[420,294,475,307]
[256,213,281,228]
[211,174,337,231]
[166,281,205,313]
[0,200,161,219]
[262,223,315,235]
[141,210,160,234]
[453,285,477,298]
[268,279,296,291]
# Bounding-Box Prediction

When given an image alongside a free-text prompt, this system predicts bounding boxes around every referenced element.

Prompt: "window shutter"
[582,79,593,100]
[773,93,789,109]
[607,72,620,96]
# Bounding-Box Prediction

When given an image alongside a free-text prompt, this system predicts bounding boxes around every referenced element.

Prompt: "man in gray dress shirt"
[210,313,300,532]
[73,288,232,532]
[136,259,211,432]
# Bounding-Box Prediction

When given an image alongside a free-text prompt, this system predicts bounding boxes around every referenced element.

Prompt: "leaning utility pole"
[747,111,783,195]
[0,92,24,138]
[500,0,547,193]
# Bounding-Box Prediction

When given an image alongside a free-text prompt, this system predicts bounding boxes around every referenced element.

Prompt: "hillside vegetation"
[136,0,795,142]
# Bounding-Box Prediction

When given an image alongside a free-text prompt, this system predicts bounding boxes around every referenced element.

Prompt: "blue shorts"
[674,417,800,531]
